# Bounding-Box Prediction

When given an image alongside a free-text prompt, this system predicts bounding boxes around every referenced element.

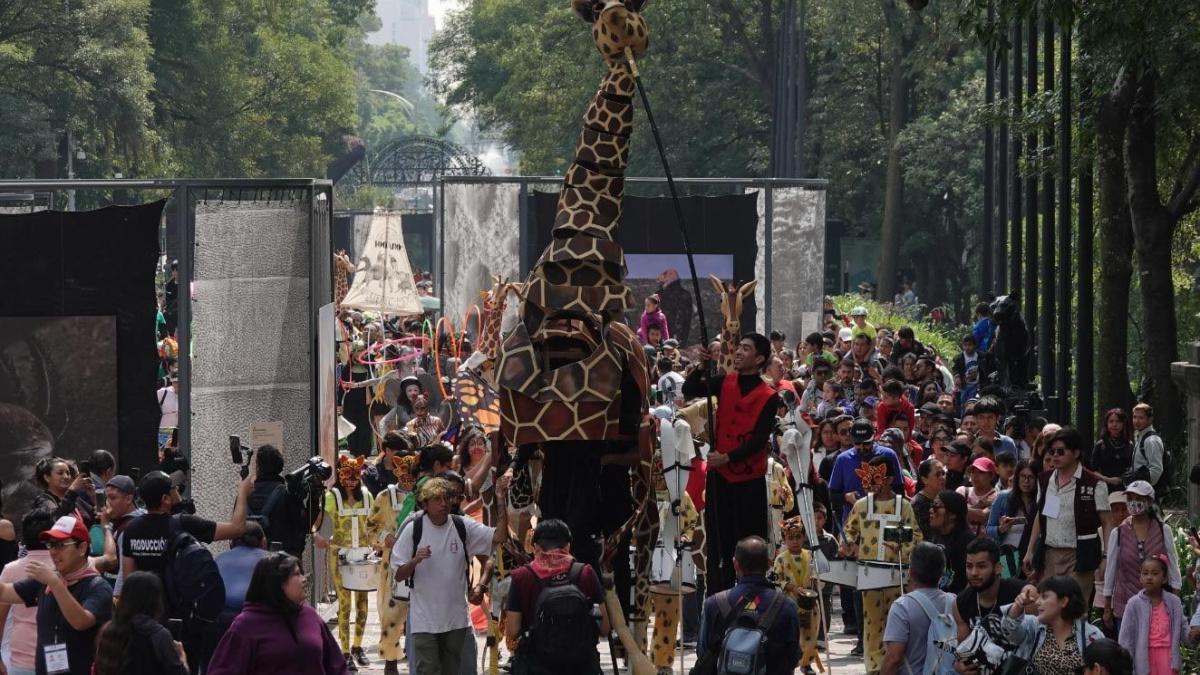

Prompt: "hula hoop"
[462,303,482,359]
[355,336,431,367]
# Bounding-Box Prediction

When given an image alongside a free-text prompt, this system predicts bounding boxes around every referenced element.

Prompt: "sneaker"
[344,653,358,673]
[351,647,371,668]
[850,644,863,656]
[384,661,400,675]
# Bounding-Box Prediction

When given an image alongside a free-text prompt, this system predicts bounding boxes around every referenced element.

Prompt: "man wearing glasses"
[828,418,906,525]
[1022,427,1110,600]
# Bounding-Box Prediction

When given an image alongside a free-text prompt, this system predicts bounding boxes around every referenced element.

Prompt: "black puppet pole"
[623,48,724,587]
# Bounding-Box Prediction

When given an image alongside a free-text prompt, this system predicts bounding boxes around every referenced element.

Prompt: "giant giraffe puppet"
[493,0,659,661]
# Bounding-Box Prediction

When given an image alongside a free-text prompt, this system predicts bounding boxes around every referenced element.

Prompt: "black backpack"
[405,512,470,591]
[248,484,288,531]
[163,518,226,623]
[524,562,597,668]
[1126,430,1172,494]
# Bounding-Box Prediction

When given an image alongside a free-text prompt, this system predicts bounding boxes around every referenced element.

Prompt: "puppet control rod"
[623,48,717,448]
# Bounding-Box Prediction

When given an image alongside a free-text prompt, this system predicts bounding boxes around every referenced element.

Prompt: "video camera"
[286,456,333,492]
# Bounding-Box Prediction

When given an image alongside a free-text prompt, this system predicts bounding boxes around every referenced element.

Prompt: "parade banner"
[340,211,423,315]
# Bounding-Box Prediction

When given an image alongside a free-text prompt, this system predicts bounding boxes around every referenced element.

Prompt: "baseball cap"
[1125,480,1155,499]
[919,402,941,417]
[1108,491,1127,505]
[850,306,869,317]
[850,418,874,443]
[862,396,879,408]
[970,457,996,474]
[106,475,136,495]
[40,512,89,543]
[838,327,853,342]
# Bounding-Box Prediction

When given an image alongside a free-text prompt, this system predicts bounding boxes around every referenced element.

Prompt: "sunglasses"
[1047,446,1069,456]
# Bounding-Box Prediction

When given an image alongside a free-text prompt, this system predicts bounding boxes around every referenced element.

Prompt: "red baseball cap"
[40,512,90,543]
[970,457,997,474]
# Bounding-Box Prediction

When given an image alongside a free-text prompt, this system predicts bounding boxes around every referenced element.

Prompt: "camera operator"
[247,445,309,558]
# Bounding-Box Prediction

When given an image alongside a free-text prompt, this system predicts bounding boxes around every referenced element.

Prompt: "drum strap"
[333,487,372,549]
[866,495,902,561]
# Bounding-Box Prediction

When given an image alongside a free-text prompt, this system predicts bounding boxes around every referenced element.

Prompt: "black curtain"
[529,192,761,336]
[0,201,164,479]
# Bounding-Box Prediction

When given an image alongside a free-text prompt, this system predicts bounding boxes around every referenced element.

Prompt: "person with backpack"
[503,519,608,675]
[0,511,113,675]
[1129,404,1168,493]
[92,571,189,675]
[392,475,509,675]
[312,454,375,672]
[881,542,956,675]
[695,536,799,675]
[121,470,252,673]
[247,445,308,558]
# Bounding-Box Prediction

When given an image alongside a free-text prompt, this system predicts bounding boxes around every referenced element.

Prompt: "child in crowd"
[638,294,670,345]
[770,517,821,673]
[1118,555,1185,675]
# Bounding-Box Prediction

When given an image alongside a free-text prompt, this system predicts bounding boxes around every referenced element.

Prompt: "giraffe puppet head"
[709,275,756,336]
[572,0,650,62]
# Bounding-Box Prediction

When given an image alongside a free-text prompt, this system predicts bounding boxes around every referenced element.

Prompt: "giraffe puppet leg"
[649,591,679,668]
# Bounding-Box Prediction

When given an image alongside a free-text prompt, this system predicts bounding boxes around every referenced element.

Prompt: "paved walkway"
[316,589,870,675]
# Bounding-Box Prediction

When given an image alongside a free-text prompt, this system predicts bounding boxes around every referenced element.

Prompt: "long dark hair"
[1007,459,1039,516]
[1098,408,1131,444]
[93,572,166,675]
[246,553,304,640]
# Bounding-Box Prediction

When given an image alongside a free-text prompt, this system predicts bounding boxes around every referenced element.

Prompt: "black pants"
[703,470,768,595]
[341,369,372,457]
[598,463,634,618]
[536,442,605,574]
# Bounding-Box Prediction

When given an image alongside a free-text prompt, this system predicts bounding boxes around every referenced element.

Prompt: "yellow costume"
[843,492,921,673]
[366,479,415,662]
[649,490,699,667]
[766,457,796,554]
[771,518,822,672]
[325,474,374,654]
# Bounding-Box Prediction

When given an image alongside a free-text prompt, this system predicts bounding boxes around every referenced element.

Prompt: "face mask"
[1127,500,1148,516]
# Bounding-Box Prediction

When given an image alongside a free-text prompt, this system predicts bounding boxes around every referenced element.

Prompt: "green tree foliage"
[0,0,157,178]
[432,0,985,309]
[0,0,438,181]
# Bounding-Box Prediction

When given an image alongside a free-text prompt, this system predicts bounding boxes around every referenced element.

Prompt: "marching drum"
[818,559,858,587]
[795,589,819,629]
[338,547,380,592]
[856,561,903,590]
[649,543,697,594]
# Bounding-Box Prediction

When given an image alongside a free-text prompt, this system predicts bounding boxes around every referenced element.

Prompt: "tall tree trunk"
[1126,70,1182,445]
[1095,69,1135,415]
[876,0,915,301]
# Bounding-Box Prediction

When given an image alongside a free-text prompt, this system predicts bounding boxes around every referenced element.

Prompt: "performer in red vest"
[682,332,780,594]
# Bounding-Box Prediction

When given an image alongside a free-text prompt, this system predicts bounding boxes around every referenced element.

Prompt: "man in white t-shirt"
[157,374,179,428]
[393,477,508,675]
[656,357,685,404]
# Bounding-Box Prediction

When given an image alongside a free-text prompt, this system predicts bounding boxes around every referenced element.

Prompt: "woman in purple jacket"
[207,553,348,675]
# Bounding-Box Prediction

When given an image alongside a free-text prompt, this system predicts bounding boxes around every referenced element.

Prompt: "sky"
[428,0,457,29]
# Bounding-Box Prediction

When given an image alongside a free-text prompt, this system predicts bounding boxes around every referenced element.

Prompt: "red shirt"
[506,563,605,632]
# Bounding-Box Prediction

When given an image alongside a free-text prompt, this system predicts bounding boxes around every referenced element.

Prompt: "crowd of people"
[5,274,1195,675]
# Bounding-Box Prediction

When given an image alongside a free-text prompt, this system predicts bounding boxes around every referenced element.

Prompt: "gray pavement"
[317,589,870,674]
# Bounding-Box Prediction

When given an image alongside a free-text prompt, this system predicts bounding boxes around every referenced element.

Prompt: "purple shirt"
[207,603,348,675]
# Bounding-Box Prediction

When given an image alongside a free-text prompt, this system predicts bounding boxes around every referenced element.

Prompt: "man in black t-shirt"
[121,470,253,583]
[0,512,113,675]
[952,538,1024,673]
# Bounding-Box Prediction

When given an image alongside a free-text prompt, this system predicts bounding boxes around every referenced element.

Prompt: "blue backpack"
[910,590,958,675]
